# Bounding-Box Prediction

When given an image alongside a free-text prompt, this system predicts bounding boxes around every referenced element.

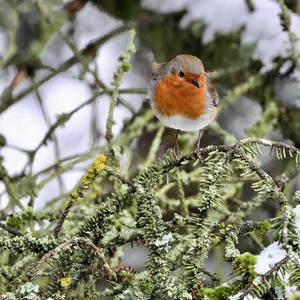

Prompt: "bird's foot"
[193,145,205,165]
[167,143,181,157]
[225,145,238,163]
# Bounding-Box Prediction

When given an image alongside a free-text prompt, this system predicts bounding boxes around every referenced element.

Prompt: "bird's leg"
[168,129,180,155]
[195,130,204,161]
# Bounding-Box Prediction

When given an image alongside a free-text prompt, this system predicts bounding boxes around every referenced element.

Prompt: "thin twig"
[105,29,136,150]
[105,168,136,192]
[238,256,289,300]
[0,222,22,236]
[33,80,65,195]
[0,26,128,113]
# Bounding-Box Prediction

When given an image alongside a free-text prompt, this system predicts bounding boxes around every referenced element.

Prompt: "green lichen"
[58,277,72,289]
[233,252,257,281]
[6,215,23,230]
[81,154,107,187]
[198,286,233,300]
[119,270,136,286]
[253,220,271,236]
[0,3,300,298]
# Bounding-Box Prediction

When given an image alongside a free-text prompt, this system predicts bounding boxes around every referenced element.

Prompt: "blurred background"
[0,0,300,278]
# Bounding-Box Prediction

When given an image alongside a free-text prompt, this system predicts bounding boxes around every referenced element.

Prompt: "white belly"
[152,106,217,132]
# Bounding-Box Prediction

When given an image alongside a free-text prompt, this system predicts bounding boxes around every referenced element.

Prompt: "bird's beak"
[192,80,200,88]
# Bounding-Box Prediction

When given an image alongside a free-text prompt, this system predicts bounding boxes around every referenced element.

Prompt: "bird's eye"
[179,70,185,77]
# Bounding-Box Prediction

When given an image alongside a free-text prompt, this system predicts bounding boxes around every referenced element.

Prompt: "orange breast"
[154,74,205,120]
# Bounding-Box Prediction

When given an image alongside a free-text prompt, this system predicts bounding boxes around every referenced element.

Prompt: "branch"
[105,29,136,150]
[0,222,22,237]
[0,26,128,114]
[54,154,107,238]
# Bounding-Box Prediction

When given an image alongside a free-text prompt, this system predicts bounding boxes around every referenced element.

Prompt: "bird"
[148,54,219,156]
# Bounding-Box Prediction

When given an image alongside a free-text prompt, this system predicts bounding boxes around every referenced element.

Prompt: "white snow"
[254,242,287,275]
[142,0,300,73]
[285,285,298,298]
[180,0,249,44]
[229,292,261,300]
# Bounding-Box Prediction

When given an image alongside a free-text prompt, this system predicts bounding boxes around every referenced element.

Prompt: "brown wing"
[205,73,219,107]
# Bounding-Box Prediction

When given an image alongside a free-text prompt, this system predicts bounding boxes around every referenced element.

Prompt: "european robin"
[149,54,219,155]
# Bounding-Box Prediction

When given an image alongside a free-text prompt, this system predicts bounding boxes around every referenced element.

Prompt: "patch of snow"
[254,242,287,275]
[229,292,261,300]
[285,285,298,298]
[181,0,249,44]
[142,0,300,73]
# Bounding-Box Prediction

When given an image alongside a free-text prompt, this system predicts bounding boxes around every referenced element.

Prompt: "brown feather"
[154,73,206,119]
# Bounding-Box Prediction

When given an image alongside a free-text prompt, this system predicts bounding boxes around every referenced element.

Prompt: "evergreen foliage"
[0,1,299,299]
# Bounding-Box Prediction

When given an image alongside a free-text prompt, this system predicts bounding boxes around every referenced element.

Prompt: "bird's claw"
[166,143,181,157]
[193,147,205,165]
[173,143,181,157]
[225,146,238,163]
